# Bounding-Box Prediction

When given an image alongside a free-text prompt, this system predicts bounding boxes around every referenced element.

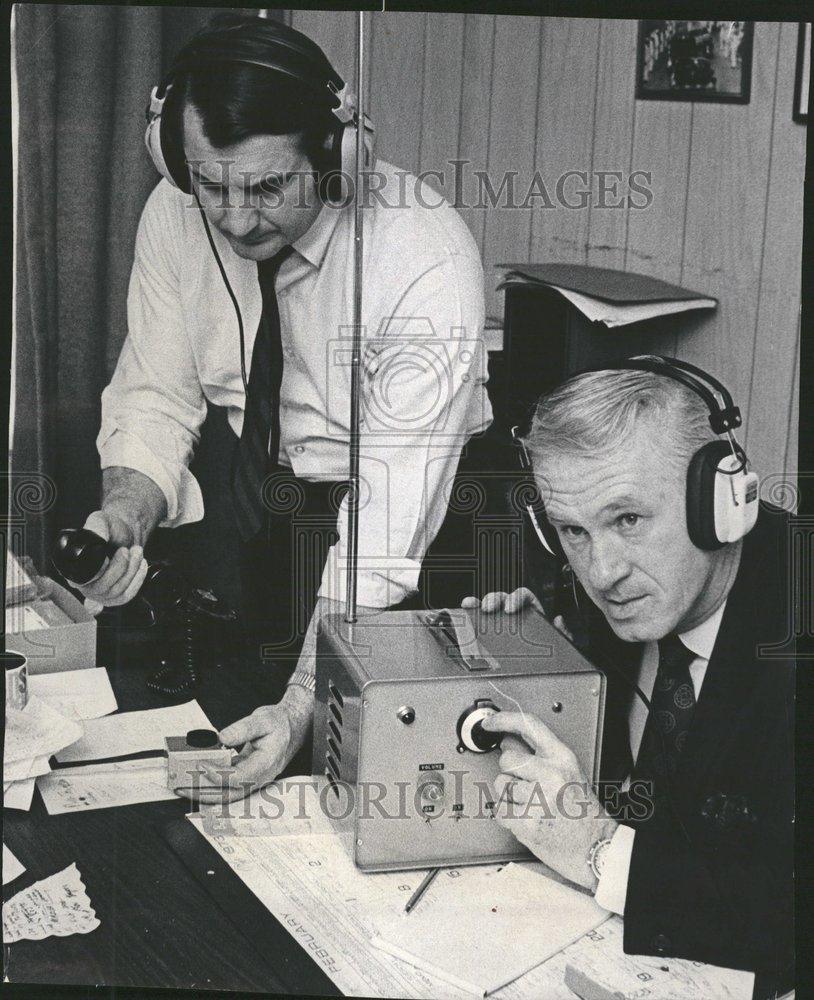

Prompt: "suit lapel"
[674,532,766,794]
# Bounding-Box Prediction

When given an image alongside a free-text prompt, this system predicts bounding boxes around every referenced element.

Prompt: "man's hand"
[461,587,573,641]
[179,685,314,804]
[69,510,148,613]
[480,710,617,892]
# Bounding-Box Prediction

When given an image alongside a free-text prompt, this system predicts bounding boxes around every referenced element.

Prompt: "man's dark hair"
[179,63,337,173]
[169,14,339,174]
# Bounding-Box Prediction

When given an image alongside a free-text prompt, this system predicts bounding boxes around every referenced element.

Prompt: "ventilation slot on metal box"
[325,768,339,799]
[326,752,341,784]
[325,678,345,798]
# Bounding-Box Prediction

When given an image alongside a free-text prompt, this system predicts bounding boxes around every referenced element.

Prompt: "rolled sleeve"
[595,824,635,915]
[317,251,491,607]
[98,183,207,529]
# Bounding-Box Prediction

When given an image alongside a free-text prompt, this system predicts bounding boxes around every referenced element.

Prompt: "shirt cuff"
[316,546,422,608]
[98,428,204,529]
[594,824,635,915]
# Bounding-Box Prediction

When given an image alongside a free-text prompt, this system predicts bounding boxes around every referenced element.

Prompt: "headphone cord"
[192,191,249,395]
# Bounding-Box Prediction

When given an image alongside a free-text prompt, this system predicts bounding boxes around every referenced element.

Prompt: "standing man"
[69,14,491,798]
[466,365,793,994]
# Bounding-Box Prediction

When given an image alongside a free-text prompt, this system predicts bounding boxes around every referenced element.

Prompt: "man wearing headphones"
[465,362,793,993]
[69,15,491,794]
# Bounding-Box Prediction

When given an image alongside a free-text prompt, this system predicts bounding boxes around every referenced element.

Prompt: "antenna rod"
[345,10,366,623]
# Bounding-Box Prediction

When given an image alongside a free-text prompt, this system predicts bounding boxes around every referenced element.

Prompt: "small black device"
[51,528,238,695]
[164,729,233,790]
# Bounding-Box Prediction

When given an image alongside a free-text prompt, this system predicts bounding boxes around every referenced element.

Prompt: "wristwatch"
[287,669,316,694]
[588,836,613,882]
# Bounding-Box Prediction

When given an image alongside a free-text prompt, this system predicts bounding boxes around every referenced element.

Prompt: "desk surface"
[2,621,333,994]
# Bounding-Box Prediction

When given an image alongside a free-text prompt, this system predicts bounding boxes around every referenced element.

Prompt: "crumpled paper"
[4,696,83,767]
[3,863,100,942]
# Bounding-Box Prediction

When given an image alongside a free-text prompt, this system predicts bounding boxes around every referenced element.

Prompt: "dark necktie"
[232,246,293,541]
[633,634,697,797]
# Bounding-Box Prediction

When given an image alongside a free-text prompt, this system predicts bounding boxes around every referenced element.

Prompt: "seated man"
[465,363,793,994]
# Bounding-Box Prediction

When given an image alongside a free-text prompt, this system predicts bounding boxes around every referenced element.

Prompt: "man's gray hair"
[525,368,717,467]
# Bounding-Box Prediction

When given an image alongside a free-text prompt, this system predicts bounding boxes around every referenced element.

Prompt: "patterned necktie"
[633,634,697,796]
[232,246,293,541]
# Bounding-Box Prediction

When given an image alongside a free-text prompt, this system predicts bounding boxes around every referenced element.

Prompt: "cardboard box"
[5,576,96,675]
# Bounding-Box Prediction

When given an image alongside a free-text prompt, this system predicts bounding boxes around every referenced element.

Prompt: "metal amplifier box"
[313,606,605,872]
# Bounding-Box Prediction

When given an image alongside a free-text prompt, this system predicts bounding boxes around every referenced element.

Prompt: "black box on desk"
[495,264,716,432]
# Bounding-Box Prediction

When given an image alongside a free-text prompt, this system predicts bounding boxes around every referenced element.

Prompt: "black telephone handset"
[52,528,188,613]
[51,528,237,695]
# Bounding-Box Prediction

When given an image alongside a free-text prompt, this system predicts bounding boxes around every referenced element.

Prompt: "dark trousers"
[239,465,344,683]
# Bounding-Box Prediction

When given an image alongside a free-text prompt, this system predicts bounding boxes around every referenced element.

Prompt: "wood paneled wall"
[285,10,804,487]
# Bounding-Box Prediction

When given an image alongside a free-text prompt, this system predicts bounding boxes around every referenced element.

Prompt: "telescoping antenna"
[344,10,366,624]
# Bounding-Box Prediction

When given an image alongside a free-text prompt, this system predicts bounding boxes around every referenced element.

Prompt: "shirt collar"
[292,200,344,269]
[678,599,727,661]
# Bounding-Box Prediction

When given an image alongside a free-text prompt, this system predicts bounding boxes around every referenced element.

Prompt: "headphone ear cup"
[319,123,350,203]
[686,440,731,550]
[160,96,192,193]
[144,85,192,193]
[322,119,375,204]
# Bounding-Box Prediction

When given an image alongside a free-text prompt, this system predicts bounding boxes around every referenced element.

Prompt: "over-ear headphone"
[144,14,374,201]
[514,355,760,559]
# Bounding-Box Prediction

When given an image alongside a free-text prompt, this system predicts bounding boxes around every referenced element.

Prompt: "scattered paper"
[2,863,100,942]
[4,697,82,773]
[562,916,755,999]
[4,754,51,785]
[371,862,608,996]
[3,778,36,811]
[200,776,338,838]
[38,758,176,814]
[56,700,212,763]
[28,667,118,720]
[188,777,576,1000]
[2,846,25,886]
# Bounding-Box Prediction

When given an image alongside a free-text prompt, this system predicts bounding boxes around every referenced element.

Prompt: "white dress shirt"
[594,601,727,914]
[98,160,492,608]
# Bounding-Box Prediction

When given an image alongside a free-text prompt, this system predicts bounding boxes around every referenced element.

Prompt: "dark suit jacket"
[571,505,794,991]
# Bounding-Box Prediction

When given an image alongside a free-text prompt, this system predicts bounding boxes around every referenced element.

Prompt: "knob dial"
[457,701,500,753]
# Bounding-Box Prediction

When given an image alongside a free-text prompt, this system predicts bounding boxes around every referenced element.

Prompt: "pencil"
[404,867,440,913]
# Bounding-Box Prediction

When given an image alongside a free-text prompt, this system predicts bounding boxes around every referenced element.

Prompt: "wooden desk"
[2,620,336,995]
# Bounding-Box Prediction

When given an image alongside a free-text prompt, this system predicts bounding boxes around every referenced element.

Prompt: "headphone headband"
[578,355,742,435]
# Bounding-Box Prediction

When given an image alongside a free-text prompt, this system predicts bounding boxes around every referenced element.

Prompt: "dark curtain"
[12,4,260,570]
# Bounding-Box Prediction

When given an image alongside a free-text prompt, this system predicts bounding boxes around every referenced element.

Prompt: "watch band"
[287,669,316,694]
[588,836,613,881]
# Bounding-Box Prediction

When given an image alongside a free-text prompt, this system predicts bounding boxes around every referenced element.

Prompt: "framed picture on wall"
[793,23,810,122]
[636,20,754,103]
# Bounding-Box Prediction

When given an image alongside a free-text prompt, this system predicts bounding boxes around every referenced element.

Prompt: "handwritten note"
[28,667,118,720]
[2,845,25,886]
[56,700,212,763]
[2,863,100,942]
[38,758,176,814]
